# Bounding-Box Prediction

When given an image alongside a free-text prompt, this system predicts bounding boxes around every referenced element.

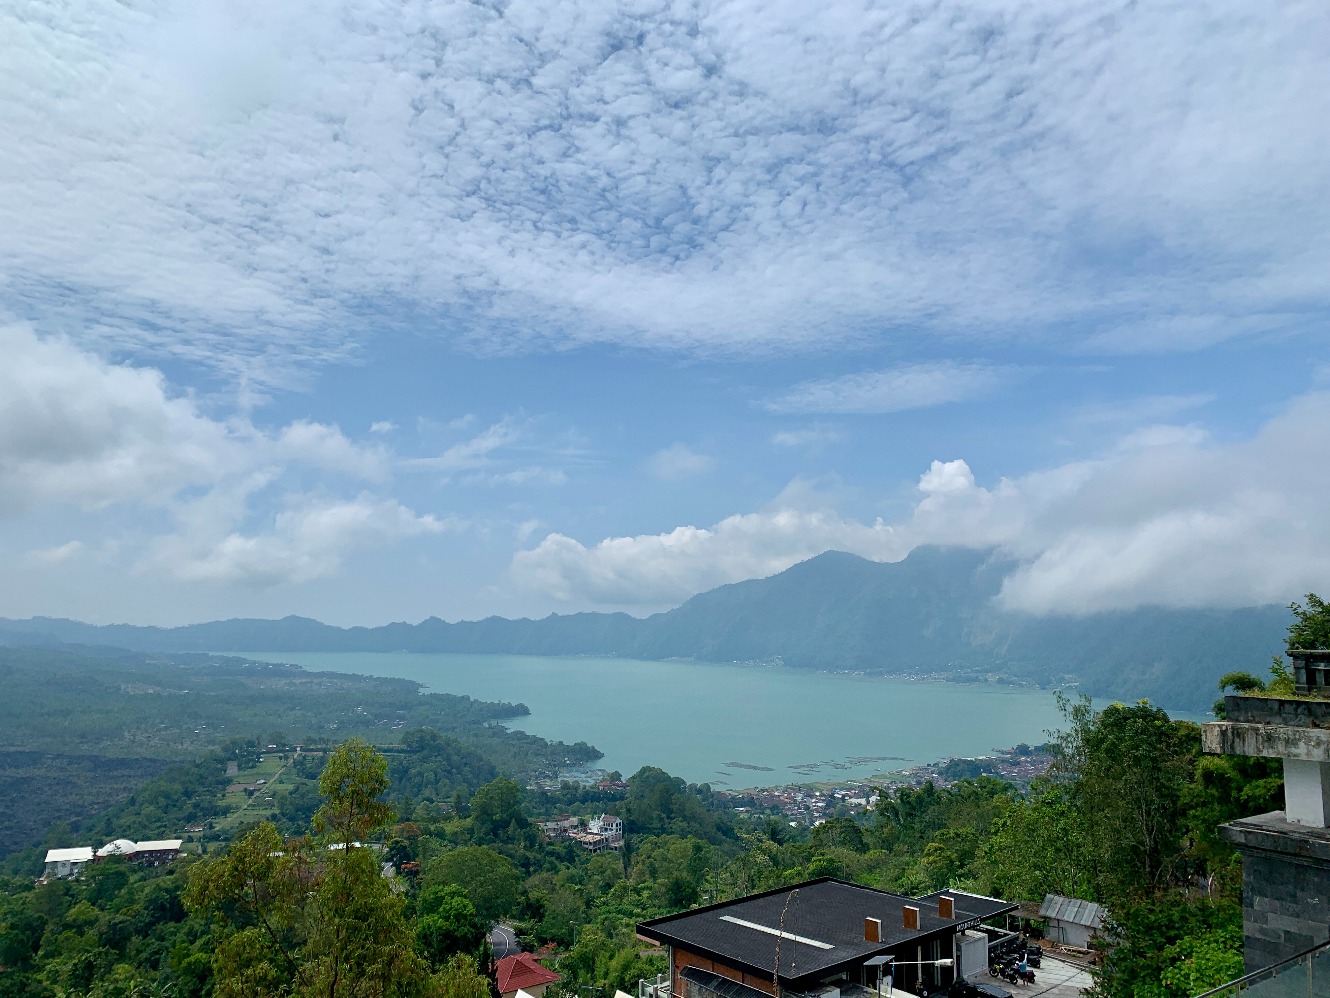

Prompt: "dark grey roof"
[680,967,772,998]
[639,879,1002,987]
[914,890,1018,924]
[1038,894,1105,929]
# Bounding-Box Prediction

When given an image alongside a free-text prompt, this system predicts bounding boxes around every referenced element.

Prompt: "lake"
[236,651,1093,787]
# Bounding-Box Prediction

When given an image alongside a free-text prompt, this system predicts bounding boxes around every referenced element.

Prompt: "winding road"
[490,924,518,959]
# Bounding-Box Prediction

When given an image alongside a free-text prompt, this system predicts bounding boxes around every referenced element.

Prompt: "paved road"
[1016,955,1093,998]
[491,924,518,959]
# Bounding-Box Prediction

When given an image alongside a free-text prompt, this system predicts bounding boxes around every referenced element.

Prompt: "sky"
[1,0,1328,627]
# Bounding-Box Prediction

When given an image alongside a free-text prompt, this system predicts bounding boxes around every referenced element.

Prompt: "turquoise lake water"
[237,651,1099,787]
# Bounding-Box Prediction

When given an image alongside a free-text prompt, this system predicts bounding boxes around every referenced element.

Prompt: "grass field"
[212,753,306,837]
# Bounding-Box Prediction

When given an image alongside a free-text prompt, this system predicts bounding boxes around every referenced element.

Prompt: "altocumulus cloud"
[0,325,444,587]
[510,392,1330,614]
[2,0,1328,378]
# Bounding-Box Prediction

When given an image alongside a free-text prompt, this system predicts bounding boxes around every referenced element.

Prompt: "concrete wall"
[957,931,989,981]
[1224,695,1330,729]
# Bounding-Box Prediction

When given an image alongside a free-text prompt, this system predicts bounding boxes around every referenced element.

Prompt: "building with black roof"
[637,878,1015,998]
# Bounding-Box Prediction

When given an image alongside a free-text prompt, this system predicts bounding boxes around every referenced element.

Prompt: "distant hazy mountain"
[0,546,1288,711]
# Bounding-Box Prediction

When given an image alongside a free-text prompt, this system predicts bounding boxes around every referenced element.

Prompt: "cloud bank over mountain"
[510,391,1330,615]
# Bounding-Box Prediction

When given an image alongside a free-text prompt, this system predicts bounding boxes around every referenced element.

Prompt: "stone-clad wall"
[1221,812,1330,973]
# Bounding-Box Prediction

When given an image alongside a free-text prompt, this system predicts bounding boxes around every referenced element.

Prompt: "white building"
[574,814,624,852]
[44,847,94,879]
[588,814,623,839]
[97,838,139,859]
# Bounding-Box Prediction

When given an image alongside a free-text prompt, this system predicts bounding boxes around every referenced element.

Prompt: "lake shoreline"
[231,649,1081,788]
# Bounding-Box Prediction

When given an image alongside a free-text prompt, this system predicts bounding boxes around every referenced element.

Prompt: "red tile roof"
[496,953,561,995]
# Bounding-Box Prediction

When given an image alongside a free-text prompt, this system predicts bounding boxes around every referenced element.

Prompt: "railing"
[1192,938,1330,998]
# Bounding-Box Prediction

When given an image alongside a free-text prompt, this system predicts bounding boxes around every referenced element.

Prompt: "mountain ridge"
[0,546,1288,710]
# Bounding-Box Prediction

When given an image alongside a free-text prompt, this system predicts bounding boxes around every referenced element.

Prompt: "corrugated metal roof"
[1039,894,1105,929]
[136,839,183,851]
[45,847,93,863]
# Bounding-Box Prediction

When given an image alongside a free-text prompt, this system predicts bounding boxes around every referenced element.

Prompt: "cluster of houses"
[42,838,183,880]
[728,786,867,825]
[536,813,624,852]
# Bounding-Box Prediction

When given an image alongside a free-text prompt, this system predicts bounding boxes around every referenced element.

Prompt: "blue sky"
[1,0,1328,626]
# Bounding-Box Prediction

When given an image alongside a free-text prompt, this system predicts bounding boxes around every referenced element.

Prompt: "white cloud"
[766,362,1015,414]
[0,324,453,589]
[407,418,524,474]
[512,392,1330,613]
[369,420,397,434]
[771,426,841,450]
[510,493,904,605]
[142,495,452,587]
[646,443,714,480]
[0,325,389,513]
[908,395,1330,613]
[1071,393,1215,426]
[463,467,568,487]
[406,416,571,487]
[1,1,1327,376]
[276,421,388,479]
[0,324,246,513]
[25,541,84,568]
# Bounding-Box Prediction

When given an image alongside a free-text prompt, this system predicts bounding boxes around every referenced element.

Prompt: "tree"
[628,836,714,909]
[1052,696,1196,902]
[808,817,866,854]
[425,847,520,925]
[1212,660,1296,717]
[983,785,1094,902]
[416,886,486,969]
[467,779,527,844]
[1088,897,1242,998]
[315,738,395,850]
[619,768,733,844]
[427,955,493,998]
[1287,593,1330,650]
[185,740,428,998]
